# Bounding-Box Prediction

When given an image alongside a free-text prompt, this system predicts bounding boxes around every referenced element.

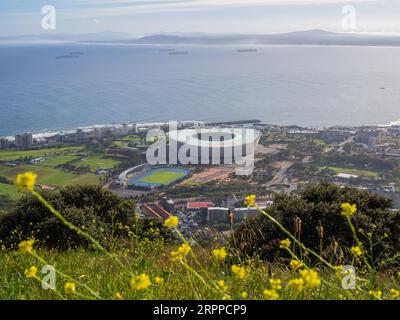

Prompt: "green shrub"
[233,183,400,267]
[0,185,171,250]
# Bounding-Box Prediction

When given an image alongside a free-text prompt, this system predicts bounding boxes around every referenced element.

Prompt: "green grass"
[0,183,23,201]
[0,147,82,162]
[0,165,100,186]
[322,166,379,178]
[113,135,143,147]
[74,156,119,172]
[1,186,399,300]
[0,242,398,300]
[138,171,187,185]
[121,135,142,142]
[314,139,327,148]
[38,155,79,167]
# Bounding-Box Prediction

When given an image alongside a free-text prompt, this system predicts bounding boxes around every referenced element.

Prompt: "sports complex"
[117,127,260,190]
[128,167,190,189]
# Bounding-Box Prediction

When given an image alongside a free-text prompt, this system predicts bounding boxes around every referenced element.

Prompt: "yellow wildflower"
[279,238,291,249]
[334,265,344,278]
[216,280,229,291]
[24,266,38,278]
[231,265,247,279]
[64,282,76,295]
[170,243,191,262]
[299,269,321,288]
[222,295,232,300]
[178,243,191,254]
[244,195,256,207]
[369,290,382,300]
[155,276,164,285]
[390,289,399,299]
[164,216,179,228]
[115,292,123,300]
[290,259,304,270]
[288,278,304,292]
[131,273,151,290]
[240,291,248,299]
[15,172,37,192]
[18,239,35,254]
[263,289,279,300]
[213,247,227,261]
[334,265,344,272]
[269,278,282,290]
[351,246,363,257]
[341,203,357,217]
[170,251,182,262]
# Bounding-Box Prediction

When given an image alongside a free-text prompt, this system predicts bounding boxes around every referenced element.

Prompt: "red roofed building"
[141,204,172,220]
[187,202,213,210]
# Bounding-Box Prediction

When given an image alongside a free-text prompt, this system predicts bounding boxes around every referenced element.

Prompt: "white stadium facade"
[167,128,261,170]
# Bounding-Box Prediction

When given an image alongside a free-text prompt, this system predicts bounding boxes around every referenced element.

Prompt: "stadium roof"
[169,128,261,148]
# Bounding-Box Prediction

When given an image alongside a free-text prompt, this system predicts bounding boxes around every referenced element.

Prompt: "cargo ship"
[168,51,189,55]
[237,48,258,53]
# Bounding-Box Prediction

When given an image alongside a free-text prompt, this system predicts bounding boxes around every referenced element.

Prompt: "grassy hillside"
[1,177,399,301]
[2,242,398,300]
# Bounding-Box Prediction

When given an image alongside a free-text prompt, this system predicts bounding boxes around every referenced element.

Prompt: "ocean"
[1,43,400,136]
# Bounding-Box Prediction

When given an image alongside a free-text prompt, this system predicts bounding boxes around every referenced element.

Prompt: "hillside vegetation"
[0,174,399,300]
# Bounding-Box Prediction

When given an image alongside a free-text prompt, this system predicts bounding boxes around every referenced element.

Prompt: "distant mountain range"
[3,30,400,46]
[117,30,400,46]
[0,31,133,44]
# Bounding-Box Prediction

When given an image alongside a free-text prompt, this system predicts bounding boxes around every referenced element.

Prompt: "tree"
[0,185,171,250]
[232,182,400,267]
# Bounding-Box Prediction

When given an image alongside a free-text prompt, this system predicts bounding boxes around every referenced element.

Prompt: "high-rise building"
[121,124,130,136]
[15,133,33,148]
[56,134,66,143]
[0,138,10,150]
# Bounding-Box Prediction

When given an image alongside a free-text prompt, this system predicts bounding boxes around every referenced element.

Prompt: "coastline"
[2,117,399,142]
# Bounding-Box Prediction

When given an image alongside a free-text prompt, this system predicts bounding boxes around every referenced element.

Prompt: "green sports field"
[38,155,79,167]
[74,156,119,172]
[0,165,100,186]
[0,147,82,162]
[321,166,379,178]
[113,134,142,147]
[136,170,188,185]
[0,183,23,201]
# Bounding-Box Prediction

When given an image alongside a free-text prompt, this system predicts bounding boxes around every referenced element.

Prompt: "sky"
[0,0,400,37]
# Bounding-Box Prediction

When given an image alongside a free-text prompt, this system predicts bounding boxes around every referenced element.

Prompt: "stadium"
[118,128,261,190]
[168,128,261,165]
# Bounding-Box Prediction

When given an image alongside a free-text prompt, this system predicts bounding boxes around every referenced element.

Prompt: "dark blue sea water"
[1,43,400,136]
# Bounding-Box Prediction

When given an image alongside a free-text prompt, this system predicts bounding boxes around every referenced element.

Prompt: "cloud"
[0,0,389,36]
[49,0,381,19]
[1,0,380,17]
